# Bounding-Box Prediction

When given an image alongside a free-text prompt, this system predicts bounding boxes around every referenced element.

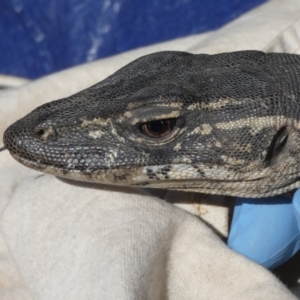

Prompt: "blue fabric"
[0,0,265,79]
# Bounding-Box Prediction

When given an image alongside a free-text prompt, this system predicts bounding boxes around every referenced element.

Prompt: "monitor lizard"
[2,50,300,198]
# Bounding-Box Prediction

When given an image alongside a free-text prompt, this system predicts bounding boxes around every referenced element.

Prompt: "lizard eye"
[139,119,176,138]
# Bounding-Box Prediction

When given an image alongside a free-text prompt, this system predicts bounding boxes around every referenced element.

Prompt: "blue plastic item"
[228,192,300,269]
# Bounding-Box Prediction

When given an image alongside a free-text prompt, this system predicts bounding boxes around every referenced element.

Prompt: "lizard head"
[3,51,300,197]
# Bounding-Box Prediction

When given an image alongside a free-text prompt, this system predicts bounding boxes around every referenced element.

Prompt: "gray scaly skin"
[2,50,300,198]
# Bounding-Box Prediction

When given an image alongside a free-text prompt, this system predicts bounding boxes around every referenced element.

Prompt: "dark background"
[0,0,265,79]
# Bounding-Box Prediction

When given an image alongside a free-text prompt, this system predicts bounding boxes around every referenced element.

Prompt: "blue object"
[228,192,300,269]
[0,0,265,79]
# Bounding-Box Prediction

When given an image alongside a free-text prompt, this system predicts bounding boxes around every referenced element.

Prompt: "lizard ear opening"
[264,126,288,165]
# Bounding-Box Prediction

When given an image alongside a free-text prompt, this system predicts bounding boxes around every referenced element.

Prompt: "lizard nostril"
[35,127,55,141]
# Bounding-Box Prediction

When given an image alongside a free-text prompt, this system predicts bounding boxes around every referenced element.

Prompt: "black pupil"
[140,118,175,138]
[148,120,165,132]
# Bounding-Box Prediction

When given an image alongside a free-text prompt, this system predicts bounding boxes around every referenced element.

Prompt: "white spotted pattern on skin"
[221,155,245,166]
[200,97,254,109]
[172,157,192,164]
[215,116,300,132]
[187,103,199,110]
[173,143,181,151]
[168,164,199,180]
[111,127,125,143]
[89,130,105,139]
[187,97,264,111]
[155,102,184,108]
[81,118,111,127]
[188,124,212,136]
[214,141,222,148]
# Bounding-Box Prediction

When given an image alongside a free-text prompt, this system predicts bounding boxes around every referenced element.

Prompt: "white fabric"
[1,0,300,299]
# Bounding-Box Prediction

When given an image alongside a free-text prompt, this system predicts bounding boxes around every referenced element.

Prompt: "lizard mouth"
[5,135,300,198]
